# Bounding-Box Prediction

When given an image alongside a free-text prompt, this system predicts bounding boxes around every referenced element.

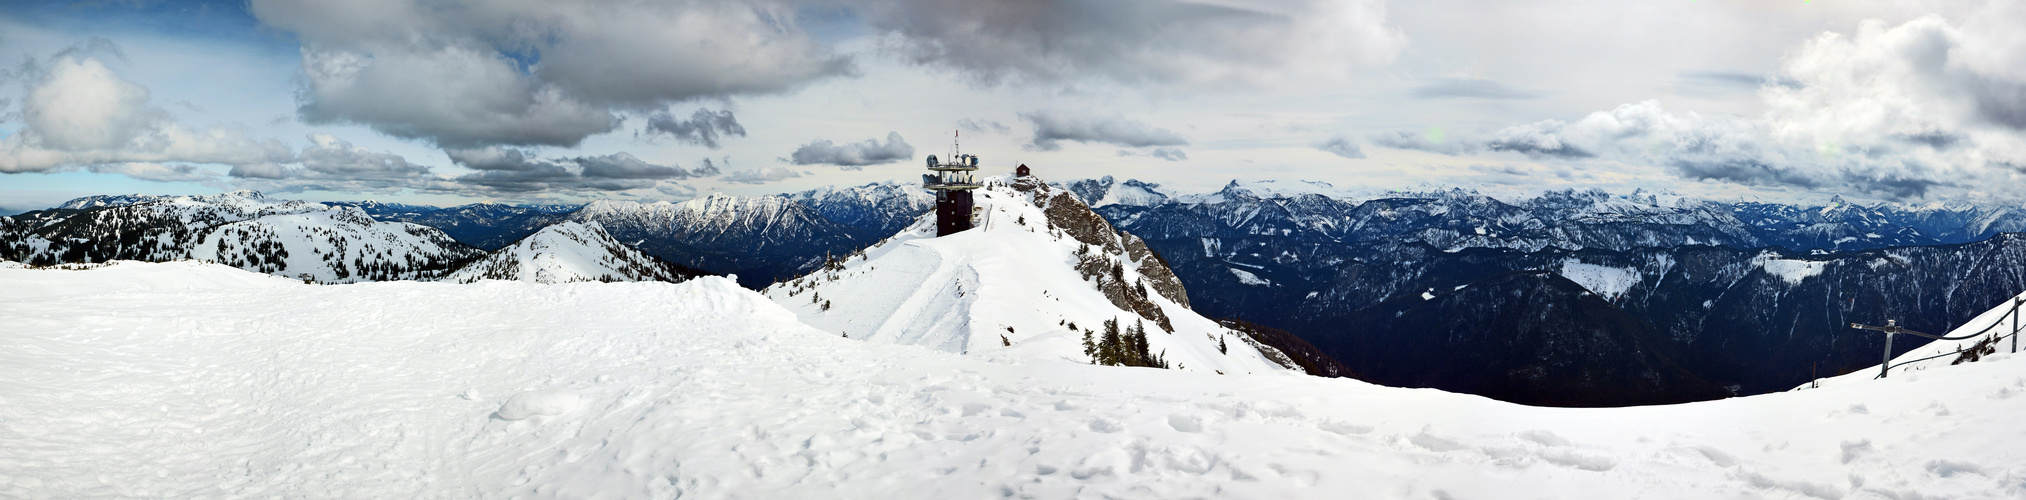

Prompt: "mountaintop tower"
[922,131,983,236]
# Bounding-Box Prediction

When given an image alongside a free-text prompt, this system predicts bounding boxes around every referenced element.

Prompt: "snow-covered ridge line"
[764,174,1289,374]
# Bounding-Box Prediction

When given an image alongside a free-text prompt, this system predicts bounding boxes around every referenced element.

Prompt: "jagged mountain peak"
[763,174,1297,374]
[443,221,696,284]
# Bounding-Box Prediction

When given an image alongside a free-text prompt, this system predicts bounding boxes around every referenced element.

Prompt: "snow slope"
[764,175,1289,374]
[1808,289,2026,385]
[443,221,694,284]
[4,261,2024,498]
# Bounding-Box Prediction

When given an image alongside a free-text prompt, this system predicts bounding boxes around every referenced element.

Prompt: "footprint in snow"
[496,389,582,421]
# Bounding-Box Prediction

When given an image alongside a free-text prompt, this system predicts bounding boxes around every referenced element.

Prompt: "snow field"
[1557,259,1641,300]
[1755,253,1830,286]
[6,261,2026,498]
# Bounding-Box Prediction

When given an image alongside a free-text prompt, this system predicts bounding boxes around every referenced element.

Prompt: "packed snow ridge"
[4,260,2025,498]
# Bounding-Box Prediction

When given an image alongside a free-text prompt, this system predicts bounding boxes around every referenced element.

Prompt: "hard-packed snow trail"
[3,261,2024,499]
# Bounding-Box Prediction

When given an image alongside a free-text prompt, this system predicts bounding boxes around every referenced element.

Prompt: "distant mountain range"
[11,179,2026,406]
[341,182,933,287]
[2,191,482,282]
[1065,177,2026,405]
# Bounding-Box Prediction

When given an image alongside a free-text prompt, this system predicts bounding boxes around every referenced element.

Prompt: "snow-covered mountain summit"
[764,174,1296,374]
[444,221,698,284]
[1,191,480,282]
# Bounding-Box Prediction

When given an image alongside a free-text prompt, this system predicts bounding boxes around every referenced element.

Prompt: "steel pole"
[1881,331,1894,379]
[2013,297,2020,354]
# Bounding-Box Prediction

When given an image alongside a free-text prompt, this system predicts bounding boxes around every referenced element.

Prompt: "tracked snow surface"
[443,221,693,284]
[4,260,2025,498]
[764,175,1290,374]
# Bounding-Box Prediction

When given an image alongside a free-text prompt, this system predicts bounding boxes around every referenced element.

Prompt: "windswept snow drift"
[3,261,2025,498]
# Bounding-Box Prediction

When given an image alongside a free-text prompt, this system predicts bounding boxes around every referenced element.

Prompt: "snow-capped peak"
[444,221,695,284]
[763,174,1296,374]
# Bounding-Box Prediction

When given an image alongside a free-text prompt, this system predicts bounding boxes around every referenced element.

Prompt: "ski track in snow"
[3,261,2025,498]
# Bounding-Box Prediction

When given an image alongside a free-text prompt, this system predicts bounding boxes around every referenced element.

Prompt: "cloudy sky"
[3,0,2025,211]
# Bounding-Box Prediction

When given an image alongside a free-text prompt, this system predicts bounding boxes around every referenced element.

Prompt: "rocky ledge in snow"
[2,261,2023,498]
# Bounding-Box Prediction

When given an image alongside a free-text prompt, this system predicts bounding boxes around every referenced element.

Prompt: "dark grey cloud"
[721,166,804,184]
[1482,123,1592,158]
[656,182,698,198]
[575,152,693,179]
[1367,129,1473,155]
[787,132,915,168]
[1022,110,1187,151]
[457,165,656,193]
[867,0,1401,87]
[443,146,559,172]
[434,146,700,194]
[297,134,432,178]
[227,134,440,193]
[1313,135,1366,159]
[1116,147,1188,161]
[85,163,218,183]
[693,157,725,176]
[1409,78,1542,100]
[1673,71,1802,98]
[958,118,1011,134]
[250,0,853,148]
[645,109,746,149]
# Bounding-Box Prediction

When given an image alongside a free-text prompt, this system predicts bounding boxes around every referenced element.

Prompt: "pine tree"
[1129,319,1150,367]
[1100,318,1123,366]
[1082,328,1097,363]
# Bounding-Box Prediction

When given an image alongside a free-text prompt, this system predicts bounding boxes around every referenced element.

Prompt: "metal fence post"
[1881,330,1895,379]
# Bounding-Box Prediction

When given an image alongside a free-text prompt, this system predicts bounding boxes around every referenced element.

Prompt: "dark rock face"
[1217,318,1358,379]
[1011,176,1187,332]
